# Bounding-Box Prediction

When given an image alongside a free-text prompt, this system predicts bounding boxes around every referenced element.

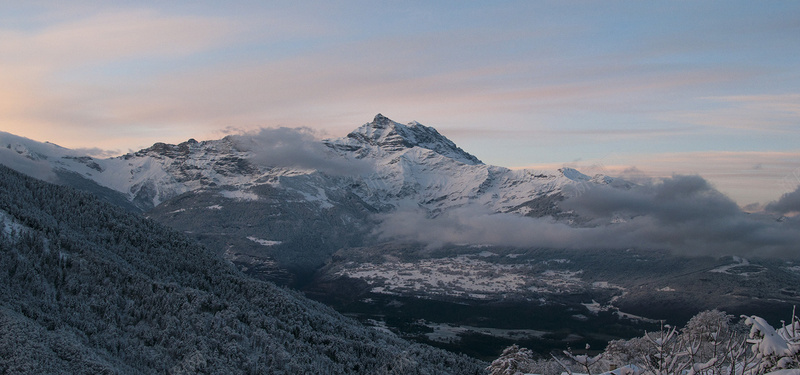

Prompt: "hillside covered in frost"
[0,165,485,374]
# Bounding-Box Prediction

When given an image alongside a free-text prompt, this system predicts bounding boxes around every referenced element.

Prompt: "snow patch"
[709,257,766,277]
[785,265,800,274]
[0,209,27,237]
[469,244,493,249]
[423,321,548,343]
[614,310,658,323]
[219,190,260,201]
[582,299,656,323]
[572,314,589,322]
[582,300,605,315]
[247,237,282,246]
[206,205,223,210]
[296,187,334,209]
[514,206,532,215]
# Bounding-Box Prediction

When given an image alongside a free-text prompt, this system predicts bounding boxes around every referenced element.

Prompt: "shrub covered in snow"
[486,344,537,375]
[490,308,800,375]
[743,312,800,373]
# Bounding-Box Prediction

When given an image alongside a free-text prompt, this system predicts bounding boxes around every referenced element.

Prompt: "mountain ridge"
[0,115,598,215]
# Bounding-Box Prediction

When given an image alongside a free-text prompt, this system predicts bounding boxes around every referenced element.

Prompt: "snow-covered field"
[709,257,766,277]
[334,255,624,300]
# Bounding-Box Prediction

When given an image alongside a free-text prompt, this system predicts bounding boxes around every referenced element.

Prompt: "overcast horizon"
[1,1,799,206]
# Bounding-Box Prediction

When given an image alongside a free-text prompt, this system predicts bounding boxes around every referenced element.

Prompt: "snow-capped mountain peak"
[559,167,591,182]
[1,115,622,217]
[334,114,482,165]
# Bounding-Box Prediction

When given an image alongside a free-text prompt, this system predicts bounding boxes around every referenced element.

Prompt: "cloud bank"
[0,147,56,182]
[375,175,800,258]
[766,186,800,215]
[230,127,374,176]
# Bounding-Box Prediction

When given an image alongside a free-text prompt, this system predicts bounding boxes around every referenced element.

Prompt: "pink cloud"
[0,9,237,67]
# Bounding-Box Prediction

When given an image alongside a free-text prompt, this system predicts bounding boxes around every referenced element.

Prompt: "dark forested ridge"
[0,165,485,374]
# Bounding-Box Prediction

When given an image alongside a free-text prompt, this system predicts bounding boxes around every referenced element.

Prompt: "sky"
[1,1,799,206]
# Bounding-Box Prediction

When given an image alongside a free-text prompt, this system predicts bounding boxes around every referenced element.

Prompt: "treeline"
[0,165,485,374]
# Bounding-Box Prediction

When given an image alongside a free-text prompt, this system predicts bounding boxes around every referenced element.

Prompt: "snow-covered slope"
[324,114,617,216]
[1,132,296,210]
[0,114,617,216]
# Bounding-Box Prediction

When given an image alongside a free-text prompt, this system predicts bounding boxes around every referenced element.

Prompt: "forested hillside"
[0,165,485,374]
